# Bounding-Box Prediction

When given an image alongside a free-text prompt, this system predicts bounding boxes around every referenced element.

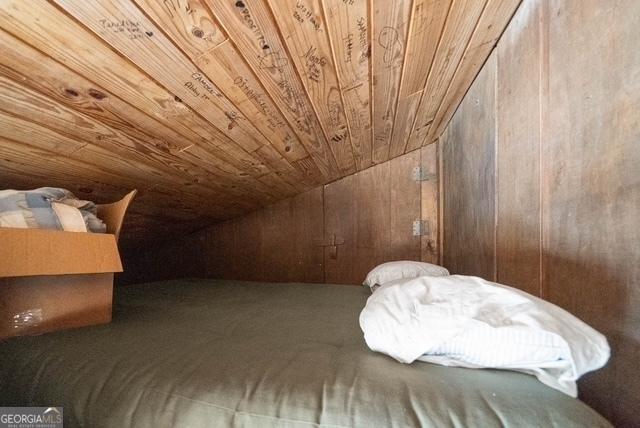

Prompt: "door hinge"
[412,166,436,182]
[412,220,430,236]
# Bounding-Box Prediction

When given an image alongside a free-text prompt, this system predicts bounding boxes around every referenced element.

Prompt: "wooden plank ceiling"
[0,0,519,247]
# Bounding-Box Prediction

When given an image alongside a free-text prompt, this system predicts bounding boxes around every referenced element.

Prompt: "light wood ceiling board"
[389,0,451,157]
[0,111,86,157]
[322,0,373,170]
[0,0,275,183]
[0,139,228,224]
[0,108,251,217]
[0,74,262,208]
[0,38,274,208]
[53,0,306,194]
[134,0,320,186]
[405,0,487,152]
[0,142,144,199]
[0,30,298,195]
[206,1,341,182]
[135,0,228,56]
[1,0,290,207]
[0,145,239,236]
[250,145,309,194]
[267,0,356,175]
[370,0,412,163]
[257,171,298,200]
[423,0,521,145]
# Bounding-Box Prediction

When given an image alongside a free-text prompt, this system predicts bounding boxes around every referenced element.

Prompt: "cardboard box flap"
[0,190,135,278]
[0,228,123,277]
[97,190,137,242]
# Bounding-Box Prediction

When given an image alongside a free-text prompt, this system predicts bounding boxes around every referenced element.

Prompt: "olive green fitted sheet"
[0,280,610,427]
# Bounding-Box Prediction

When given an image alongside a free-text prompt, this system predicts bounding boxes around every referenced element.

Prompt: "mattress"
[0,280,610,427]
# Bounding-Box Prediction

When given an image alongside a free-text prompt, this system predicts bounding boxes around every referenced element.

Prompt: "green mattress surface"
[0,279,610,427]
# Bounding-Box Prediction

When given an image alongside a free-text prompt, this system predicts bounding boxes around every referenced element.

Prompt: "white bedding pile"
[359,273,610,396]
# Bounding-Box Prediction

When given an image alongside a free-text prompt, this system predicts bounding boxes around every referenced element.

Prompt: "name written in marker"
[99,18,151,40]
[302,46,327,82]
[293,2,323,32]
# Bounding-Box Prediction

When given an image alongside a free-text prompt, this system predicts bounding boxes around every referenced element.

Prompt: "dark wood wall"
[123,147,439,285]
[205,148,439,285]
[439,0,640,425]
[206,187,326,283]
[118,233,207,285]
[441,52,497,282]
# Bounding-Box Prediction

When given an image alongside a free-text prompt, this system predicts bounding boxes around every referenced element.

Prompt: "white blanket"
[359,275,610,396]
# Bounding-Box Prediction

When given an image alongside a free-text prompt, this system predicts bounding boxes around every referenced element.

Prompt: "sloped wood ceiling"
[0,0,519,246]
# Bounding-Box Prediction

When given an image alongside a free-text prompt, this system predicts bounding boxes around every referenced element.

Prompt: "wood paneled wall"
[124,148,439,285]
[206,147,439,284]
[206,187,326,283]
[439,0,640,425]
[441,52,497,281]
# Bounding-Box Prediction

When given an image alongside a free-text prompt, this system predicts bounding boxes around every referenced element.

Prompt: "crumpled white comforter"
[359,275,610,396]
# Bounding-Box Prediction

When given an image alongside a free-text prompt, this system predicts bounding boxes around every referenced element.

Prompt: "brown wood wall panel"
[544,0,640,425]
[389,151,422,261]
[203,187,325,283]
[441,51,497,280]
[495,0,542,297]
[324,149,421,284]
[420,143,439,264]
[138,149,433,285]
[323,173,359,284]
[440,1,640,425]
[325,157,393,284]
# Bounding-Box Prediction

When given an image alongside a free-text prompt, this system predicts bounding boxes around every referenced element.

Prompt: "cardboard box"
[0,190,136,340]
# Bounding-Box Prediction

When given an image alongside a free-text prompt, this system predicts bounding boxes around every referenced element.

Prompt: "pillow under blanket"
[359,274,610,397]
[363,261,450,291]
[0,188,106,233]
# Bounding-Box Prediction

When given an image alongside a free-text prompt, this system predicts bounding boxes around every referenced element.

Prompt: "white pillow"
[363,261,449,290]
